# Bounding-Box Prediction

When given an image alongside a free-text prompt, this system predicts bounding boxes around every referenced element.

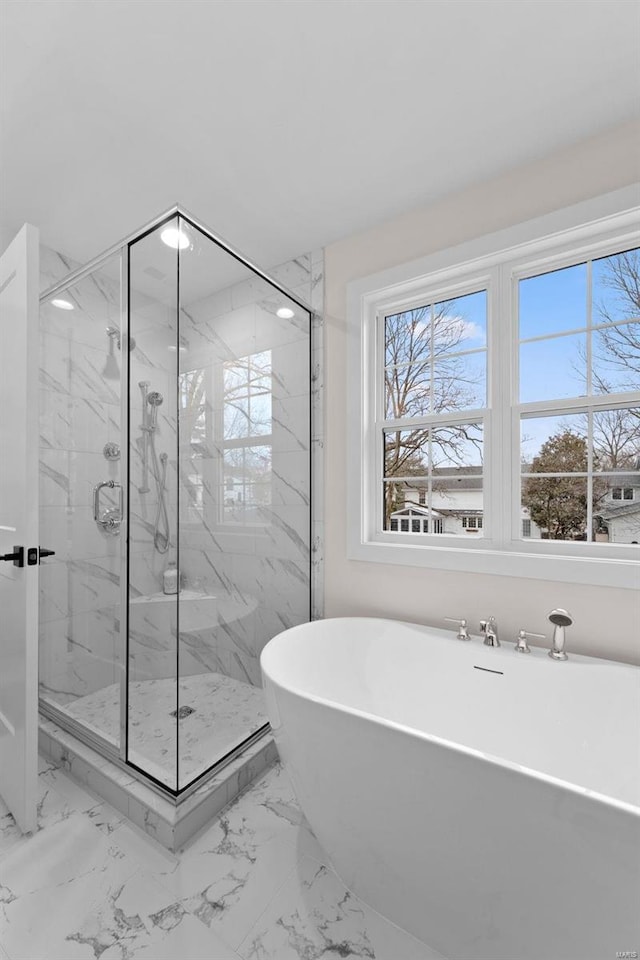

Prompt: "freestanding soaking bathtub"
[261,617,640,960]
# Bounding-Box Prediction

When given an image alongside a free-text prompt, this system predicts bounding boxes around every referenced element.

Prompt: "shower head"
[102,335,120,381]
[548,608,572,628]
[147,391,163,430]
[103,327,136,381]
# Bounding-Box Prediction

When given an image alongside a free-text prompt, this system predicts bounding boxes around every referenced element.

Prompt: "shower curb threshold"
[38,715,279,851]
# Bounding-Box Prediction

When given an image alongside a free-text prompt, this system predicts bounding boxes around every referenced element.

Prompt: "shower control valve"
[444,617,471,641]
[103,442,120,461]
[93,480,123,536]
[514,629,545,654]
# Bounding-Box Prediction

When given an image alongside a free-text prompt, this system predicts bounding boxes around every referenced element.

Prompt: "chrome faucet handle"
[480,617,500,647]
[514,629,545,654]
[444,617,471,641]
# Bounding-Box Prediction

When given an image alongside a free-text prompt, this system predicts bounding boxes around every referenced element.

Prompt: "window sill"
[347,537,639,589]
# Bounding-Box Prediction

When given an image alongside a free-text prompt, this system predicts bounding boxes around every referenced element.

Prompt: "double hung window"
[348,196,639,586]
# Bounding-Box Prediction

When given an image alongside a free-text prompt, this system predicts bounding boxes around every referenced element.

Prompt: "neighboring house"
[390,467,640,543]
[389,467,542,538]
[596,473,640,544]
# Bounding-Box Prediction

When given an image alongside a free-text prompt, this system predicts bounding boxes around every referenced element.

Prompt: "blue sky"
[385,251,638,464]
[519,262,587,339]
[518,252,639,459]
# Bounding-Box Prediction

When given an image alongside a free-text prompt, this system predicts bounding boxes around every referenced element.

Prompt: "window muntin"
[519,333,587,403]
[384,290,487,418]
[517,247,640,545]
[221,350,273,526]
[179,367,208,522]
[223,351,272,440]
[592,249,640,326]
[383,425,484,538]
[381,288,487,539]
[519,262,587,339]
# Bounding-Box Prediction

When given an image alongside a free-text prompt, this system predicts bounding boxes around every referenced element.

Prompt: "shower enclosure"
[38,208,312,795]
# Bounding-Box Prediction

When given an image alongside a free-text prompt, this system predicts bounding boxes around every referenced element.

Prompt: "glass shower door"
[175,216,311,791]
[176,219,273,790]
[38,251,125,751]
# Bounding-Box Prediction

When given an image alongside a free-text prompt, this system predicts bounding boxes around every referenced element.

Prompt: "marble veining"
[0,753,441,959]
[65,672,267,787]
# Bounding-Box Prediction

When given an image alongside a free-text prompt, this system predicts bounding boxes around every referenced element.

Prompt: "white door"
[0,224,40,834]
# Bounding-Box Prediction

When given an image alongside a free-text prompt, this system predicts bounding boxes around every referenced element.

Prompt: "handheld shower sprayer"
[548,608,572,661]
[146,391,164,432]
[137,383,170,553]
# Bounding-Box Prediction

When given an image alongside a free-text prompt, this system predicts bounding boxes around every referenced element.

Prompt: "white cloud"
[445,315,485,344]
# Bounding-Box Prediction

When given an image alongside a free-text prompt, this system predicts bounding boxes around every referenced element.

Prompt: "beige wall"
[324,119,640,665]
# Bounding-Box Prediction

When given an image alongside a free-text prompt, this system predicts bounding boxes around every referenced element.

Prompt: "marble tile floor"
[0,755,445,960]
[64,673,267,788]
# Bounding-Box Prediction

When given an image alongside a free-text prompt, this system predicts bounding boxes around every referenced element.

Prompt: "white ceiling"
[1,0,639,268]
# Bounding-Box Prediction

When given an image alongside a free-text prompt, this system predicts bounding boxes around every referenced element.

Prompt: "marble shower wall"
[172,247,323,688]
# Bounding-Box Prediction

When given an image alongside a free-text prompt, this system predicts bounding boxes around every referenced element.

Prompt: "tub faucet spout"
[480,617,500,647]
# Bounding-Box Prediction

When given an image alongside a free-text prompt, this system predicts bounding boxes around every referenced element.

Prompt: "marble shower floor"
[64,673,267,788]
[0,757,444,960]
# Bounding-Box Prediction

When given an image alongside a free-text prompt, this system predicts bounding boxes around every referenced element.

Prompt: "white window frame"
[347,186,640,588]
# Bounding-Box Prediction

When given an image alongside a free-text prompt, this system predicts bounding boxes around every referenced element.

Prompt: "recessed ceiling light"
[51,298,74,310]
[276,306,295,319]
[160,227,189,250]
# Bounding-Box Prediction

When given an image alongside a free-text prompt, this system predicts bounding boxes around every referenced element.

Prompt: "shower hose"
[149,433,170,553]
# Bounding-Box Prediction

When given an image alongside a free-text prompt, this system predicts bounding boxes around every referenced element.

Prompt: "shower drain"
[170,706,195,719]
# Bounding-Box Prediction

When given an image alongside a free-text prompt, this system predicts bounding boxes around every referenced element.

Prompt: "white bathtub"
[261,617,640,960]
